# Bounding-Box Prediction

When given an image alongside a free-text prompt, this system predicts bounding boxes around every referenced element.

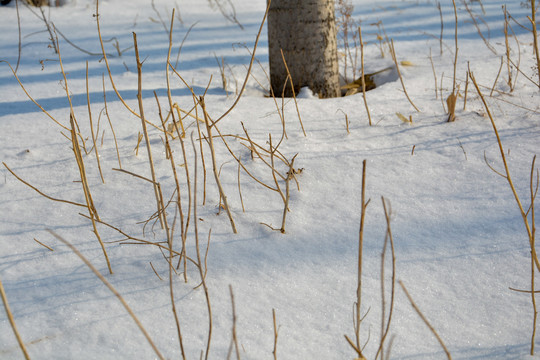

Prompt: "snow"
[1,0,540,359]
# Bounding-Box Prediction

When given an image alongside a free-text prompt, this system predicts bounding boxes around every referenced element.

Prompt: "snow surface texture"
[1,0,540,359]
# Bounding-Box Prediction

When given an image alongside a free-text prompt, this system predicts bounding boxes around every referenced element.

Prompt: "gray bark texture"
[267,0,341,98]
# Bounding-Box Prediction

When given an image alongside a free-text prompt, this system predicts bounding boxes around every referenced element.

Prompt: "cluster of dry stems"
[2,0,540,359]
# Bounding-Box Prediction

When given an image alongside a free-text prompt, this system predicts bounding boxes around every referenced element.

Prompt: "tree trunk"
[267,0,341,98]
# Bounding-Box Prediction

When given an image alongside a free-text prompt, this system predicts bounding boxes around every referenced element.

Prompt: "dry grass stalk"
[212,126,283,196]
[15,0,22,73]
[47,230,165,360]
[463,69,469,111]
[149,262,164,281]
[96,0,141,119]
[200,97,238,234]
[529,155,538,355]
[279,49,306,136]
[133,32,165,229]
[242,49,289,140]
[33,5,58,53]
[34,237,53,251]
[272,308,279,360]
[190,133,214,360]
[155,88,187,358]
[102,74,122,169]
[463,1,496,55]
[336,0,359,81]
[54,30,90,156]
[472,72,539,354]
[80,213,200,267]
[227,285,241,360]
[267,134,286,203]
[532,249,538,355]
[344,159,368,360]
[529,0,540,88]
[279,154,297,234]
[469,71,540,273]
[165,10,191,281]
[376,197,396,360]
[358,25,372,126]
[447,0,459,122]
[0,277,31,360]
[234,152,245,210]
[437,1,443,55]
[214,0,270,125]
[389,40,420,112]
[439,72,446,113]
[399,280,452,360]
[490,57,505,96]
[429,48,438,100]
[192,97,208,206]
[503,6,514,92]
[1,61,69,131]
[2,162,87,208]
[174,21,197,68]
[69,115,113,275]
[215,53,229,96]
[86,62,105,183]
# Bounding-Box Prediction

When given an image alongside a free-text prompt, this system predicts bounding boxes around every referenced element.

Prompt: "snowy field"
[1,0,540,359]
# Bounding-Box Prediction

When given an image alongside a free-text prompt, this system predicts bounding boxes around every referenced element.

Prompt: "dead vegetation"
[1,0,540,359]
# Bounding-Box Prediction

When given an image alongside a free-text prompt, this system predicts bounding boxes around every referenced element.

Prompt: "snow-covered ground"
[1,0,540,359]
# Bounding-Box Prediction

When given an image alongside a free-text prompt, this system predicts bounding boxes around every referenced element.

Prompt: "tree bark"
[267,0,341,98]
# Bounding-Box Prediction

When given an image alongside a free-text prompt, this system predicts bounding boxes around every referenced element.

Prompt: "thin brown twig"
[15,0,22,73]
[376,197,396,360]
[0,276,30,360]
[214,0,270,125]
[389,40,420,112]
[272,308,279,360]
[155,84,187,360]
[86,62,105,183]
[3,162,86,208]
[279,154,297,234]
[350,159,368,359]
[133,32,165,230]
[0,60,69,131]
[399,280,452,360]
[359,25,372,126]
[102,74,122,169]
[34,238,53,251]
[96,0,141,119]
[279,49,306,136]
[200,97,237,234]
[529,0,540,88]
[470,71,540,272]
[530,155,538,355]
[229,285,241,360]
[191,132,213,360]
[69,115,112,274]
[463,1,496,54]
[149,262,164,281]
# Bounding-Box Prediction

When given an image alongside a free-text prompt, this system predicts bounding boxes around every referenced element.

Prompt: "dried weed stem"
[86,62,105,183]
[200,97,238,234]
[133,32,165,229]
[389,40,420,112]
[0,277,30,360]
[358,25,372,126]
[470,71,540,272]
[399,281,452,360]
[191,133,213,360]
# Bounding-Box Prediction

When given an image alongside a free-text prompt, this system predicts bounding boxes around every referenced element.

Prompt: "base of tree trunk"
[267,0,341,99]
